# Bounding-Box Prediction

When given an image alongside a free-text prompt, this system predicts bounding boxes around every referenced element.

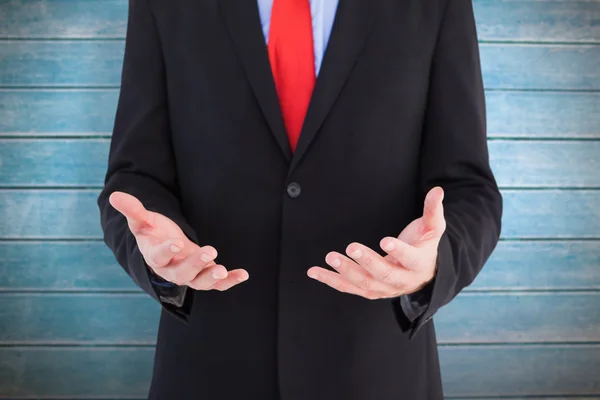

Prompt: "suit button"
[286,182,302,198]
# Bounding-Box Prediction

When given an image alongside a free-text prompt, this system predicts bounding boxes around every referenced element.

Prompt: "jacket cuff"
[130,241,193,323]
[399,275,436,322]
[148,269,189,308]
[393,233,455,338]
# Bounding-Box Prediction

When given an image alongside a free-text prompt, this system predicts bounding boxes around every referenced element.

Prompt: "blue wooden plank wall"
[0,0,599,398]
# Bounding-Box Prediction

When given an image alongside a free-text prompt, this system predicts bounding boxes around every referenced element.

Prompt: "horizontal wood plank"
[2,90,598,138]
[0,139,110,186]
[0,0,128,39]
[480,44,600,90]
[0,241,137,291]
[489,140,600,187]
[3,240,598,291]
[485,91,600,138]
[0,347,153,398]
[0,41,124,87]
[0,190,101,238]
[1,189,599,239]
[0,294,158,344]
[1,292,598,345]
[1,345,598,397]
[472,240,600,291]
[473,0,600,43]
[0,89,118,135]
[501,190,600,238]
[1,42,599,90]
[435,292,600,344]
[3,0,599,43]
[440,344,600,396]
[2,139,600,187]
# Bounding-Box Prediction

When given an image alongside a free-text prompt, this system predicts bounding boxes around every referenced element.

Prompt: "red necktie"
[268,0,316,153]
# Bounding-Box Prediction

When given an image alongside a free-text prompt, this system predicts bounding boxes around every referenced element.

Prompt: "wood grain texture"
[3,139,599,187]
[501,190,600,238]
[435,292,600,344]
[0,89,118,135]
[2,90,597,138]
[1,292,597,345]
[472,240,600,291]
[3,0,599,43]
[1,0,599,397]
[473,0,600,43]
[1,345,598,397]
[1,189,599,239]
[0,0,128,39]
[1,42,599,90]
[0,190,101,238]
[489,140,600,187]
[3,240,598,292]
[440,344,600,396]
[0,241,136,291]
[0,294,158,344]
[0,139,110,186]
[0,41,124,87]
[485,91,600,138]
[0,347,153,398]
[479,44,600,90]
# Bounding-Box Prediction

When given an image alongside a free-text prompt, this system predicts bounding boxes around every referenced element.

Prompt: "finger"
[344,242,414,282]
[379,237,423,272]
[210,269,250,291]
[326,250,398,295]
[187,264,229,290]
[307,267,380,300]
[160,246,218,285]
[422,186,445,239]
[109,191,150,233]
[144,238,185,269]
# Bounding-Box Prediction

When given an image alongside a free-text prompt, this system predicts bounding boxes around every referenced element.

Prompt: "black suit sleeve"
[96,0,196,322]
[394,0,503,338]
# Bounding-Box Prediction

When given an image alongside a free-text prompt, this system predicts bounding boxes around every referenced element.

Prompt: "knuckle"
[379,266,395,283]
[406,256,419,269]
[362,256,373,267]
[394,246,406,260]
[357,278,371,291]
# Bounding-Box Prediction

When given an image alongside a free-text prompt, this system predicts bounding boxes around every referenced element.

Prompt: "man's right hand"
[109,191,249,291]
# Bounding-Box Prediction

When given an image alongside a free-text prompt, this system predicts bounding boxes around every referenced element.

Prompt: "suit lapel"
[220,0,292,163]
[288,0,377,175]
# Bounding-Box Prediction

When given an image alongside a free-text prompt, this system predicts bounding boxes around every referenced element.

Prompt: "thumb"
[109,191,150,233]
[422,186,445,240]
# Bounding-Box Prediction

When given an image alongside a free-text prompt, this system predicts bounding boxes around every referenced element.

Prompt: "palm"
[398,217,429,247]
[139,210,188,247]
[109,192,198,257]
[108,191,249,290]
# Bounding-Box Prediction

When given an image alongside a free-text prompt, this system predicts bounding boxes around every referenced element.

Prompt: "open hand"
[307,187,445,299]
[109,191,249,291]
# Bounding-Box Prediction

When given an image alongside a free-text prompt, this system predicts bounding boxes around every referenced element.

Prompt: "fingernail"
[349,249,362,259]
[328,257,341,267]
[308,271,318,279]
[237,275,248,282]
[169,244,182,253]
[212,271,225,280]
[200,252,213,262]
[383,238,395,251]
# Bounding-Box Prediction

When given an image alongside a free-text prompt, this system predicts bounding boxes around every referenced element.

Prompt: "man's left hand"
[307,187,446,299]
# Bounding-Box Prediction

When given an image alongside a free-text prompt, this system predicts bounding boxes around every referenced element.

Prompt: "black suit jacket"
[97,0,503,398]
